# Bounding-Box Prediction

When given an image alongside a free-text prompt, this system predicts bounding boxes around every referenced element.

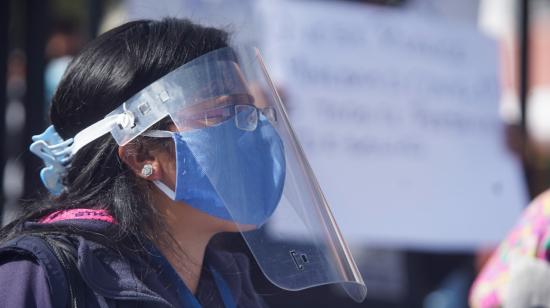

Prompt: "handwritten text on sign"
[263,1,527,250]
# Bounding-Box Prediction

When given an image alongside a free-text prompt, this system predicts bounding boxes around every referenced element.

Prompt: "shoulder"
[470,189,550,307]
[0,239,55,308]
[0,232,101,308]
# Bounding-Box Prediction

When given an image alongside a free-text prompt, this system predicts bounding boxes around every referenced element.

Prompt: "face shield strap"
[152,180,176,200]
[71,111,135,155]
[29,107,136,195]
[142,130,172,138]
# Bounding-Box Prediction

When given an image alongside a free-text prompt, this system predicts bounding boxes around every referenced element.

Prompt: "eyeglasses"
[181,104,277,131]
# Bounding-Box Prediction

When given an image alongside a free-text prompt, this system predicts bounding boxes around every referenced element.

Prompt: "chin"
[215,217,257,233]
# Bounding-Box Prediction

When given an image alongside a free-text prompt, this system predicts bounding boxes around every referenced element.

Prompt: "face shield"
[30,46,367,302]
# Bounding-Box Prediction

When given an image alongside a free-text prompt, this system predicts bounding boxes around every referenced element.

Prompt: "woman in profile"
[0,18,366,307]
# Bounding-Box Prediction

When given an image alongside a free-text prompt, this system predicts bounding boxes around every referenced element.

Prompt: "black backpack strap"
[0,235,86,308]
[38,235,88,308]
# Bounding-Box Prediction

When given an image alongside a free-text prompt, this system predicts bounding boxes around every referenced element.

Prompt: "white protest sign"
[261,0,527,250]
[126,0,258,44]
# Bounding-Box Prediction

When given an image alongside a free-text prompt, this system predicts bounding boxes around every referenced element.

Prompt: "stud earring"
[141,164,153,177]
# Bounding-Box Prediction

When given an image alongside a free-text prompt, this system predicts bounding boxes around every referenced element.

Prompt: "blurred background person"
[44,17,83,110]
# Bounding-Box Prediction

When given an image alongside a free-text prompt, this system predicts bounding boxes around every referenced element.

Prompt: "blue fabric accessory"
[29,110,136,195]
[171,113,286,226]
[29,126,73,195]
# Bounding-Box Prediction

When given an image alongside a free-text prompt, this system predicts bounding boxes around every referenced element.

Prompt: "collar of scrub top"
[148,245,237,308]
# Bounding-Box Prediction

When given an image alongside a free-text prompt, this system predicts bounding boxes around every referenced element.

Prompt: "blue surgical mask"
[154,113,286,226]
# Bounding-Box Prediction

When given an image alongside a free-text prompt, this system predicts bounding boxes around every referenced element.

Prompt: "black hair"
[0,18,230,247]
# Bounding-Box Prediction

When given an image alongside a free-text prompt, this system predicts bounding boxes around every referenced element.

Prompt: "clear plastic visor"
[107,47,366,302]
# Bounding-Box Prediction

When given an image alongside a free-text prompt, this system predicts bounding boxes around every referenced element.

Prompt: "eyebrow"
[182,93,254,114]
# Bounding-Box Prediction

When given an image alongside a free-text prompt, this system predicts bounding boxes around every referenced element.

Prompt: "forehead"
[110,49,252,145]
[184,93,254,112]
[168,61,254,113]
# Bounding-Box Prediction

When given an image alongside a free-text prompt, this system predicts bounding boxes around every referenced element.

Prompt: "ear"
[118,144,164,181]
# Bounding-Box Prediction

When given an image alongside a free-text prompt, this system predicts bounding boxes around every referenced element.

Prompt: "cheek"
[156,144,178,190]
[215,219,257,233]
[166,158,178,190]
[164,142,178,190]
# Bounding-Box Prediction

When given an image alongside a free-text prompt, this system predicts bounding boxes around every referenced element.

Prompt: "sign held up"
[262,0,527,250]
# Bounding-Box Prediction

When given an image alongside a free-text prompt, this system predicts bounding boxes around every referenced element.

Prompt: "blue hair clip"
[29,125,74,195]
[28,112,134,195]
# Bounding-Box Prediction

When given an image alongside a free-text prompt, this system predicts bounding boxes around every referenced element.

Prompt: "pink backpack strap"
[39,209,116,224]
